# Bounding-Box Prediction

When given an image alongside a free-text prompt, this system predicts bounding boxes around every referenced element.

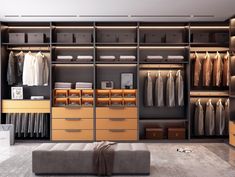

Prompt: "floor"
[0,142,235,177]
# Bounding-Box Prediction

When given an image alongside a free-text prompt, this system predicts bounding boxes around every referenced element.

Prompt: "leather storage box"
[192,32,209,43]
[145,32,163,43]
[166,32,183,43]
[168,128,186,140]
[99,32,117,43]
[213,33,228,43]
[74,33,92,44]
[145,128,164,139]
[118,33,135,43]
[28,33,44,43]
[57,33,73,43]
[9,33,25,43]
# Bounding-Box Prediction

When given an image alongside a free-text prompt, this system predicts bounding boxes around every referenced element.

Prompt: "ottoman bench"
[32,143,150,175]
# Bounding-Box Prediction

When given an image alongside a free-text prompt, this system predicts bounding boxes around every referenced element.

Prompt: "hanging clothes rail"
[7,47,50,51]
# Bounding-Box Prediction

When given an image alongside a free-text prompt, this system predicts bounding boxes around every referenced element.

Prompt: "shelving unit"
[0,21,231,142]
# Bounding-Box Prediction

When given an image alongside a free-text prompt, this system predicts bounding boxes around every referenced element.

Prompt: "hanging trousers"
[176,70,184,106]
[215,100,225,136]
[154,71,164,107]
[144,73,153,107]
[194,100,204,136]
[205,101,215,136]
[166,72,175,107]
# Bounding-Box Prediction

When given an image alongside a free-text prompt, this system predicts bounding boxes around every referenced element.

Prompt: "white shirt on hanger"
[23,52,36,86]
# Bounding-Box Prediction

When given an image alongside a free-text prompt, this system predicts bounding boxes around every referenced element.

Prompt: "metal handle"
[65,118,81,121]
[109,129,126,132]
[109,118,125,121]
[65,129,81,132]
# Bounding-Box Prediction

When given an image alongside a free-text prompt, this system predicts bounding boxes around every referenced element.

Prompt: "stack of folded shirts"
[54,82,73,89]
[167,55,184,60]
[77,55,93,61]
[56,56,73,61]
[146,55,164,60]
[75,82,93,89]
[100,55,116,60]
[119,55,136,61]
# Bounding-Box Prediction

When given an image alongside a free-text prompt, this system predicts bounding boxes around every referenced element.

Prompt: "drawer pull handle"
[65,129,81,132]
[65,118,81,121]
[109,129,126,132]
[109,106,125,109]
[109,118,125,121]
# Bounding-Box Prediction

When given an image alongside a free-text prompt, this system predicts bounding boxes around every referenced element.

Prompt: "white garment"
[23,52,35,86]
[35,52,48,86]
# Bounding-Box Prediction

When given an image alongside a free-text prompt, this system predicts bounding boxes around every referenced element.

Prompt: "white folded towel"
[119,55,136,60]
[167,55,184,60]
[77,55,93,60]
[100,55,116,60]
[57,56,73,60]
[146,55,163,60]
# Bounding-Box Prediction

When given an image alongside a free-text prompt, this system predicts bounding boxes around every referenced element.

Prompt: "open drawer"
[110,89,123,98]
[97,98,110,107]
[68,98,81,106]
[54,98,68,106]
[110,98,123,106]
[68,89,81,98]
[123,98,136,107]
[82,98,94,106]
[54,89,68,98]
[82,90,94,98]
[123,89,137,98]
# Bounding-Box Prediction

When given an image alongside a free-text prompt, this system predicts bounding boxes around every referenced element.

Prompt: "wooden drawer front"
[96,119,137,129]
[52,107,93,118]
[2,100,50,113]
[229,133,235,146]
[229,121,235,134]
[96,107,137,118]
[52,130,93,141]
[96,130,137,141]
[52,118,93,129]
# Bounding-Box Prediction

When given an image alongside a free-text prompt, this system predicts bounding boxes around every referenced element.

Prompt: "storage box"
[57,33,73,43]
[145,32,163,43]
[145,128,164,139]
[28,33,44,43]
[54,89,68,98]
[192,33,209,43]
[118,33,135,43]
[213,33,228,43]
[75,33,92,44]
[168,128,186,140]
[9,33,25,43]
[54,98,68,106]
[166,32,183,43]
[99,32,116,43]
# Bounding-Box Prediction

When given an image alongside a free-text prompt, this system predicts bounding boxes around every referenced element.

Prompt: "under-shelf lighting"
[95,26,137,29]
[7,26,50,29]
[190,26,229,29]
[96,46,137,49]
[54,46,94,49]
[139,64,183,69]
[54,26,94,29]
[139,26,188,29]
[139,46,187,49]
[96,64,137,67]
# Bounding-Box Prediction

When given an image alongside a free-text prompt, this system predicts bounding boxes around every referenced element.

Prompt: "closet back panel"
[139,69,186,119]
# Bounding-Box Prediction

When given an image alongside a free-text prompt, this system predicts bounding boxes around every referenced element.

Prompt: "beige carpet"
[0,143,235,177]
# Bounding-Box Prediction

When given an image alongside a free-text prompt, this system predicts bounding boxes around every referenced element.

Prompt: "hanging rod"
[190,91,229,97]
[139,64,184,69]
[190,47,229,52]
[7,47,50,51]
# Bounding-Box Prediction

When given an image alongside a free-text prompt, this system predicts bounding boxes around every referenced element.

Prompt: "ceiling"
[0,0,234,22]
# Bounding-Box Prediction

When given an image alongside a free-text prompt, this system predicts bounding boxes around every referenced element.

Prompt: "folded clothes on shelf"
[30,96,44,100]
[54,82,73,89]
[167,55,184,60]
[77,55,93,61]
[146,55,164,60]
[56,56,73,60]
[75,82,93,89]
[99,55,116,60]
[119,55,136,60]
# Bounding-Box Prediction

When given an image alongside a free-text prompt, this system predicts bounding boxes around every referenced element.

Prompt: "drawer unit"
[96,107,137,118]
[52,118,93,129]
[2,100,50,113]
[52,107,93,118]
[96,118,137,129]
[230,133,235,146]
[52,130,93,141]
[28,33,44,43]
[229,121,235,134]
[96,130,137,141]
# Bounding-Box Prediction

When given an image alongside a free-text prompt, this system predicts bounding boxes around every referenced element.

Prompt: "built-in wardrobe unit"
[0,21,233,144]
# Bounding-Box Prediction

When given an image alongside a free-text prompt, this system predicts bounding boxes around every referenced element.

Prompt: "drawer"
[229,133,235,146]
[54,89,68,98]
[52,130,93,141]
[229,121,235,133]
[96,98,110,107]
[96,118,137,129]
[96,130,137,141]
[68,98,81,106]
[52,107,93,118]
[96,107,137,118]
[2,100,50,113]
[96,90,110,98]
[69,89,81,98]
[52,118,93,129]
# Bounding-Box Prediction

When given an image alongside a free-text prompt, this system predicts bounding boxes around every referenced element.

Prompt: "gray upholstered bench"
[32,143,150,175]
